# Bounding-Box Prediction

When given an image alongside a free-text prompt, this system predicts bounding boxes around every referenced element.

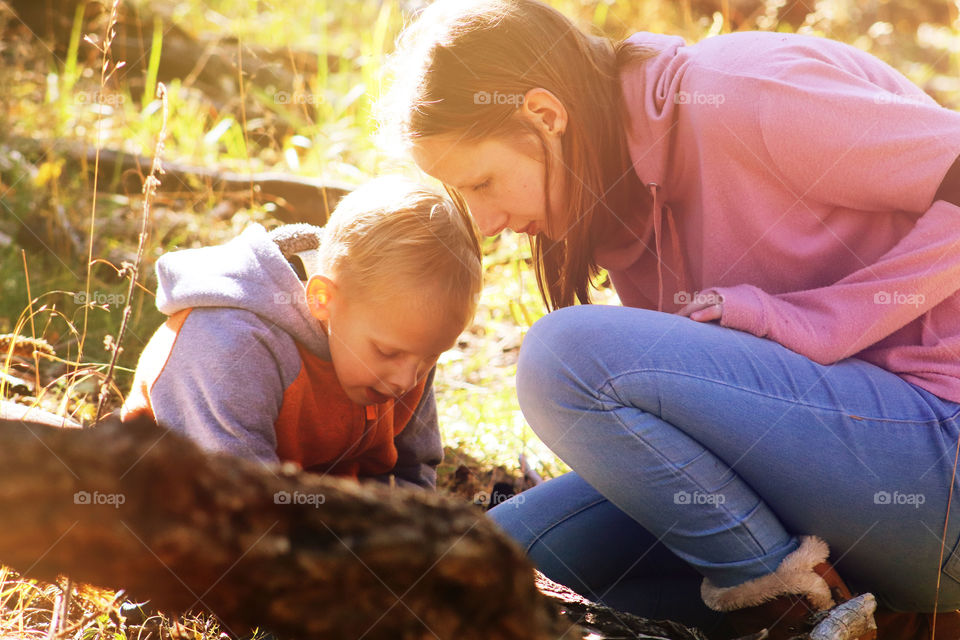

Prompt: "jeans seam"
[524,496,610,554]
[598,368,948,426]
[596,382,772,558]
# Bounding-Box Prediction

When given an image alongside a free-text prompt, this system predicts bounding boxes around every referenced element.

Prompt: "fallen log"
[536,571,712,640]
[7,137,351,226]
[0,414,711,640]
[0,400,80,428]
[91,145,351,227]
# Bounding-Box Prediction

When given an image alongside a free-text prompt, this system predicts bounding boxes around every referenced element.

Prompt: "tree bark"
[0,414,710,640]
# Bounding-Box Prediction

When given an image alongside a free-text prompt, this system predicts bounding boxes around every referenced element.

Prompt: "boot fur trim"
[701,536,836,612]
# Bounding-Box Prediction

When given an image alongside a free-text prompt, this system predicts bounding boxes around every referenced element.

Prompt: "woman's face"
[412,131,567,238]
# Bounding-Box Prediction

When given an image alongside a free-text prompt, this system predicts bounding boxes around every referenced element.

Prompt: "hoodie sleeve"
[147,307,299,464]
[705,57,960,364]
[371,367,444,490]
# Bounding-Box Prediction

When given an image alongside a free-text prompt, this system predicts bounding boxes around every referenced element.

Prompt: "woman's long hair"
[385,0,654,310]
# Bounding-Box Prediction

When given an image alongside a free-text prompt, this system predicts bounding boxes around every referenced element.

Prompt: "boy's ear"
[520,88,567,137]
[305,275,337,322]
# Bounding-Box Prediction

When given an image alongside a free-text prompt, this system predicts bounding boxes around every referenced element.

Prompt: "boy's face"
[307,276,466,406]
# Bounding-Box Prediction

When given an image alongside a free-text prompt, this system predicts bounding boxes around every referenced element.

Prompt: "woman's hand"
[677,293,724,323]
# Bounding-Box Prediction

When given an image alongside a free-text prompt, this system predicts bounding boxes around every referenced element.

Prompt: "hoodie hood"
[621,31,689,187]
[594,32,691,311]
[154,223,331,358]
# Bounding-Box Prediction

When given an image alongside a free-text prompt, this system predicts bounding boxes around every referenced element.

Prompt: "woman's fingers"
[678,292,724,323]
[689,303,723,322]
[677,299,714,317]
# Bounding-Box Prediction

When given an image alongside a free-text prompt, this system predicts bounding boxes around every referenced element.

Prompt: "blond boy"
[123,177,482,488]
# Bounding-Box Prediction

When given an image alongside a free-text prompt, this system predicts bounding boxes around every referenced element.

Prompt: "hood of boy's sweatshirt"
[154,224,331,359]
[593,31,691,310]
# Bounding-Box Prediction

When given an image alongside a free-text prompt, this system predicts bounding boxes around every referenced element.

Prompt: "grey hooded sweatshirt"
[122,223,443,489]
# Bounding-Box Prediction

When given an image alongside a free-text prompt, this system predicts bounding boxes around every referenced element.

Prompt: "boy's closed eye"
[374,343,401,359]
[373,342,443,374]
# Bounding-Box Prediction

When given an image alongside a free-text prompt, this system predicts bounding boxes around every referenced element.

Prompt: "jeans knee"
[485,502,534,550]
[516,307,594,441]
[518,309,574,396]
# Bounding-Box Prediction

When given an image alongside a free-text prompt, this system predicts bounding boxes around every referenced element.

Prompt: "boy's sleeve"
[146,307,293,464]
[374,367,444,490]
[703,62,960,364]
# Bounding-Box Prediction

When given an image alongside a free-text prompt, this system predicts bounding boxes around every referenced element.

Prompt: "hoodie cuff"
[706,285,769,338]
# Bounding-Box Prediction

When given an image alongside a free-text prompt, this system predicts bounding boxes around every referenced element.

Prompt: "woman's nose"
[464,198,505,236]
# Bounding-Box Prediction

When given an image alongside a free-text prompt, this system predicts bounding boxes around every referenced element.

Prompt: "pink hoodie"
[594,31,960,404]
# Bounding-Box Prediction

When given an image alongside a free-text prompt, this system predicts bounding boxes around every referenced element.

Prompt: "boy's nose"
[387,361,421,397]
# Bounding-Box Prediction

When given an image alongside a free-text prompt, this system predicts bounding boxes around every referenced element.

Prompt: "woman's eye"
[375,346,398,358]
[473,179,491,192]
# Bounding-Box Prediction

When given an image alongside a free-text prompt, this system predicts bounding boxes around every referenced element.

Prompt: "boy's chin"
[346,386,391,406]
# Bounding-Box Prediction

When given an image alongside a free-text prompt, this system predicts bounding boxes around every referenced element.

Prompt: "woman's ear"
[305,275,337,323]
[520,88,567,137]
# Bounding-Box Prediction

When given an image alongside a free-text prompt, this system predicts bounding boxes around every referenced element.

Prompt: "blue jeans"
[488,305,960,630]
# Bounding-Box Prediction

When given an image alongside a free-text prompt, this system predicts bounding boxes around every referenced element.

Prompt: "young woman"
[386,1,960,637]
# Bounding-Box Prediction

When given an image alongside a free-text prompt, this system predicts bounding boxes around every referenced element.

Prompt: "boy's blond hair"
[315,176,482,324]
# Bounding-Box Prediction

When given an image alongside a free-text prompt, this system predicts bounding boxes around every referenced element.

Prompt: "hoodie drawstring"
[647,182,689,313]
